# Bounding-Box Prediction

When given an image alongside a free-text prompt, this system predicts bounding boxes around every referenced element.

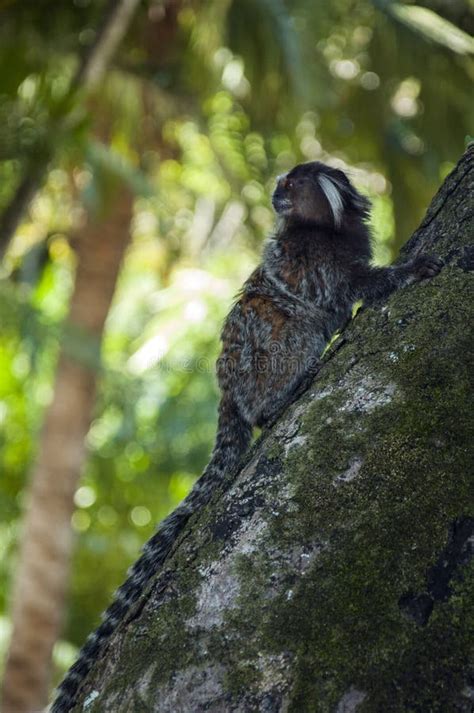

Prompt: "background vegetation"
[0,0,472,693]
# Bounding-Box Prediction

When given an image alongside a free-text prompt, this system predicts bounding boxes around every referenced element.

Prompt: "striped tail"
[51,399,251,712]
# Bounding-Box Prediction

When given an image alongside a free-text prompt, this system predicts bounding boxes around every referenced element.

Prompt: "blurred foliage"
[0,0,472,682]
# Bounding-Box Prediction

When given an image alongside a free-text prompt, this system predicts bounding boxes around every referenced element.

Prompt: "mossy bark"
[73,146,474,713]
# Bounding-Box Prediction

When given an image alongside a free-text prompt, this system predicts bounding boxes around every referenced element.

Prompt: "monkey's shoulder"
[222,289,285,337]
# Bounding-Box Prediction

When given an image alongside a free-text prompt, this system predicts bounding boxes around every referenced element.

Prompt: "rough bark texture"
[1,189,133,713]
[73,146,473,713]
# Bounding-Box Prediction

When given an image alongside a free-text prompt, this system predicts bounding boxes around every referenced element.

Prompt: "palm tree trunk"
[0,187,133,713]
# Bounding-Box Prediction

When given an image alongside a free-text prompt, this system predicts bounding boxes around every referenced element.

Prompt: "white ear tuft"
[318,174,344,227]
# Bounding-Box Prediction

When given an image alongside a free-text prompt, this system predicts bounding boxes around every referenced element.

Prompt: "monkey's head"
[271,161,370,229]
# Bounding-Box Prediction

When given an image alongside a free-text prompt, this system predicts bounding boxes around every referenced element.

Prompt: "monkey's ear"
[331,169,371,218]
[346,186,371,217]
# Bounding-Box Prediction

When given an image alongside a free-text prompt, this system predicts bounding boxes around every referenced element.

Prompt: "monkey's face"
[271,162,369,228]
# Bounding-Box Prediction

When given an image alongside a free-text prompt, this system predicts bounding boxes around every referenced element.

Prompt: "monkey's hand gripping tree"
[69,146,473,713]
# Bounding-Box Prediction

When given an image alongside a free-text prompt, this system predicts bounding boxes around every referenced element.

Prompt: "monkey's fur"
[52,161,441,711]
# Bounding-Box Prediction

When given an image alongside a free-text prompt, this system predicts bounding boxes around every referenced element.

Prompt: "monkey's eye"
[288,177,305,189]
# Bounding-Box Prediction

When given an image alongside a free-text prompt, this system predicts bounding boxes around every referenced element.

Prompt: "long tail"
[51,399,251,712]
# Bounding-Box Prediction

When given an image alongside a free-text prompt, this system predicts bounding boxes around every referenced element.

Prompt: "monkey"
[51,161,442,711]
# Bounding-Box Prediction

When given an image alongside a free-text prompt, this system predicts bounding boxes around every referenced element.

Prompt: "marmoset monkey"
[52,161,441,711]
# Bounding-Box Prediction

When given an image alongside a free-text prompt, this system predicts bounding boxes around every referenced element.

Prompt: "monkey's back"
[216,268,345,426]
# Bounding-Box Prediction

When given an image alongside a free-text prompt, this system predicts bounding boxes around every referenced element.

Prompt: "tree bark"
[0,188,133,713]
[66,145,474,713]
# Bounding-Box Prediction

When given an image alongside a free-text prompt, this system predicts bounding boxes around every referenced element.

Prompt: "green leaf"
[376,1,474,54]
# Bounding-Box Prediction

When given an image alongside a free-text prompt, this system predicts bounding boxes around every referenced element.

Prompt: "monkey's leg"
[258,360,321,429]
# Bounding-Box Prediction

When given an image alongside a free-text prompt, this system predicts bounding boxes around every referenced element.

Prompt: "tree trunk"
[0,188,133,713]
[65,145,474,713]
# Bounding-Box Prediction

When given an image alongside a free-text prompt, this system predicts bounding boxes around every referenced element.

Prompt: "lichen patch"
[284,434,308,456]
[334,457,363,485]
[335,687,367,712]
[151,664,227,712]
[188,558,241,630]
[338,376,396,413]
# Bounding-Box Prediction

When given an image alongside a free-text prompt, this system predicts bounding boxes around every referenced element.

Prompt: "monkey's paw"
[411,254,443,280]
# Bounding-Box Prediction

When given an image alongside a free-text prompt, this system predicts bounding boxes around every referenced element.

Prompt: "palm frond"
[374,0,474,54]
